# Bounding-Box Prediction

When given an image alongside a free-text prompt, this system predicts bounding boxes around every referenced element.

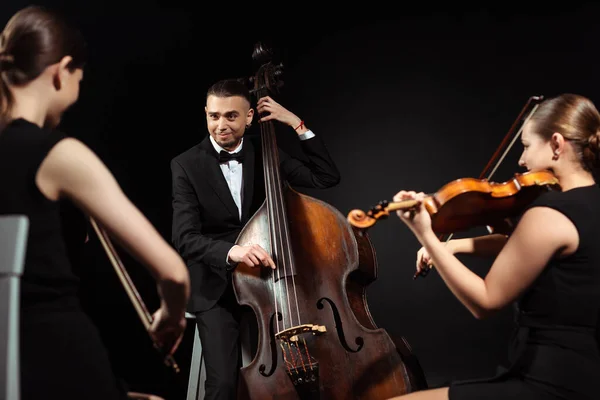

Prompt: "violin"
[348,95,547,279]
[347,170,561,235]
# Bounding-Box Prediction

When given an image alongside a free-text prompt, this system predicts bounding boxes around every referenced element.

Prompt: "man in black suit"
[170,79,340,400]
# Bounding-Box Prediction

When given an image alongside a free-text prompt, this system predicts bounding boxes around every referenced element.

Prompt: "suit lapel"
[199,138,240,221]
[241,139,256,222]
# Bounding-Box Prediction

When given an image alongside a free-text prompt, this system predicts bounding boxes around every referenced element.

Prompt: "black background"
[3,1,599,398]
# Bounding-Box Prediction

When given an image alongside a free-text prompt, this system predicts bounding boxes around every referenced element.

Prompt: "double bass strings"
[258,80,311,369]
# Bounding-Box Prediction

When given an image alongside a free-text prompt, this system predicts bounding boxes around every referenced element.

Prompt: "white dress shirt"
[210,130,316,264]
[210,136,245,220]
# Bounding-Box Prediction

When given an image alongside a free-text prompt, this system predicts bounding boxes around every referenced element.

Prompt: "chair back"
[0,215,29,400]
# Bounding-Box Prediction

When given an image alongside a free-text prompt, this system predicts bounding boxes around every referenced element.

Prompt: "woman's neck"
[555,165,596,191]
[9,86,50,128]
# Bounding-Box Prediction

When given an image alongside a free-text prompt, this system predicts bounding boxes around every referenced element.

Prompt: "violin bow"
[479,95,544,181]
[88,216,181,373]
[414,95,545,278]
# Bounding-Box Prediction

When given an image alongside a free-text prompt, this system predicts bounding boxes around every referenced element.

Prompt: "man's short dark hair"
[206,79,251,104]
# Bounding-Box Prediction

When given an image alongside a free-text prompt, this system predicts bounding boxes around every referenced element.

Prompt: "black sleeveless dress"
[0,118,128,400]
[449,184,600,400]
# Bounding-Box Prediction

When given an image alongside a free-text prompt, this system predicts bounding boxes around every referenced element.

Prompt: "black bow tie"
[218,150,244,164]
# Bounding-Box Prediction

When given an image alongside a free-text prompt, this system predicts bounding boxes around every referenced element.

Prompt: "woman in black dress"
[0,6,190,400]
[389,93,600,400]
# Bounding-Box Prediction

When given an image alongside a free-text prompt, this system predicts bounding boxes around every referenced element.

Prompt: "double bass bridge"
[275,324,327,343]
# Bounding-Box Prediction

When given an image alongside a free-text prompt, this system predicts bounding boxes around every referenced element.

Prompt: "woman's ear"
[550,132,566,155]
[52,56,74,91]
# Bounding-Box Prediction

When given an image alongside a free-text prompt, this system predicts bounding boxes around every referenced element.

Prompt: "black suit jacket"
[170,133,340,312]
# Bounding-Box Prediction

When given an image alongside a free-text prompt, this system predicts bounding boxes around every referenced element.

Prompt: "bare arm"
[451,233,508,257]
[36,138,190,320]
[418,207,576,319]
[416,233,508,275]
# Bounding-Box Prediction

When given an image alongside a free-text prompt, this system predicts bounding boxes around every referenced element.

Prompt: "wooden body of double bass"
[233,184,424,399]
[348,226,428,393]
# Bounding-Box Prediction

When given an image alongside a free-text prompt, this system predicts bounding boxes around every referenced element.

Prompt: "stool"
[185,311,254,400]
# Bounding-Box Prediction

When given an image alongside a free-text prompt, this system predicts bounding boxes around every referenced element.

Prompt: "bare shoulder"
[36,137,115,201]
[45,136,96,162]
[39,137,97,170]
[482,205,579,312]
[513,205,578,256]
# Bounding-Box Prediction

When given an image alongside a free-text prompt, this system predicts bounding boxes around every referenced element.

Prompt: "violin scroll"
[347,209,375,229]
[348,198,422,230]
[347,200,392,230]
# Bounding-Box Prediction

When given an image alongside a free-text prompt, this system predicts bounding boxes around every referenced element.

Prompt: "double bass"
[231,42,425,399]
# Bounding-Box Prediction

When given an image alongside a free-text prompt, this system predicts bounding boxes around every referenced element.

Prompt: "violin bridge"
[275,324,327,343]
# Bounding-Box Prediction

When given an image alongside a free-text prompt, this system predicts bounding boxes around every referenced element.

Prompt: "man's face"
[205,95,253,151]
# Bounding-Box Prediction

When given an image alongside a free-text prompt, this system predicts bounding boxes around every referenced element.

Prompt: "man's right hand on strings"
[228,244,276,269]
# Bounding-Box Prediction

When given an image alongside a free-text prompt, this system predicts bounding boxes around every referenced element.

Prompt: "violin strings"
[442,101,542,249]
